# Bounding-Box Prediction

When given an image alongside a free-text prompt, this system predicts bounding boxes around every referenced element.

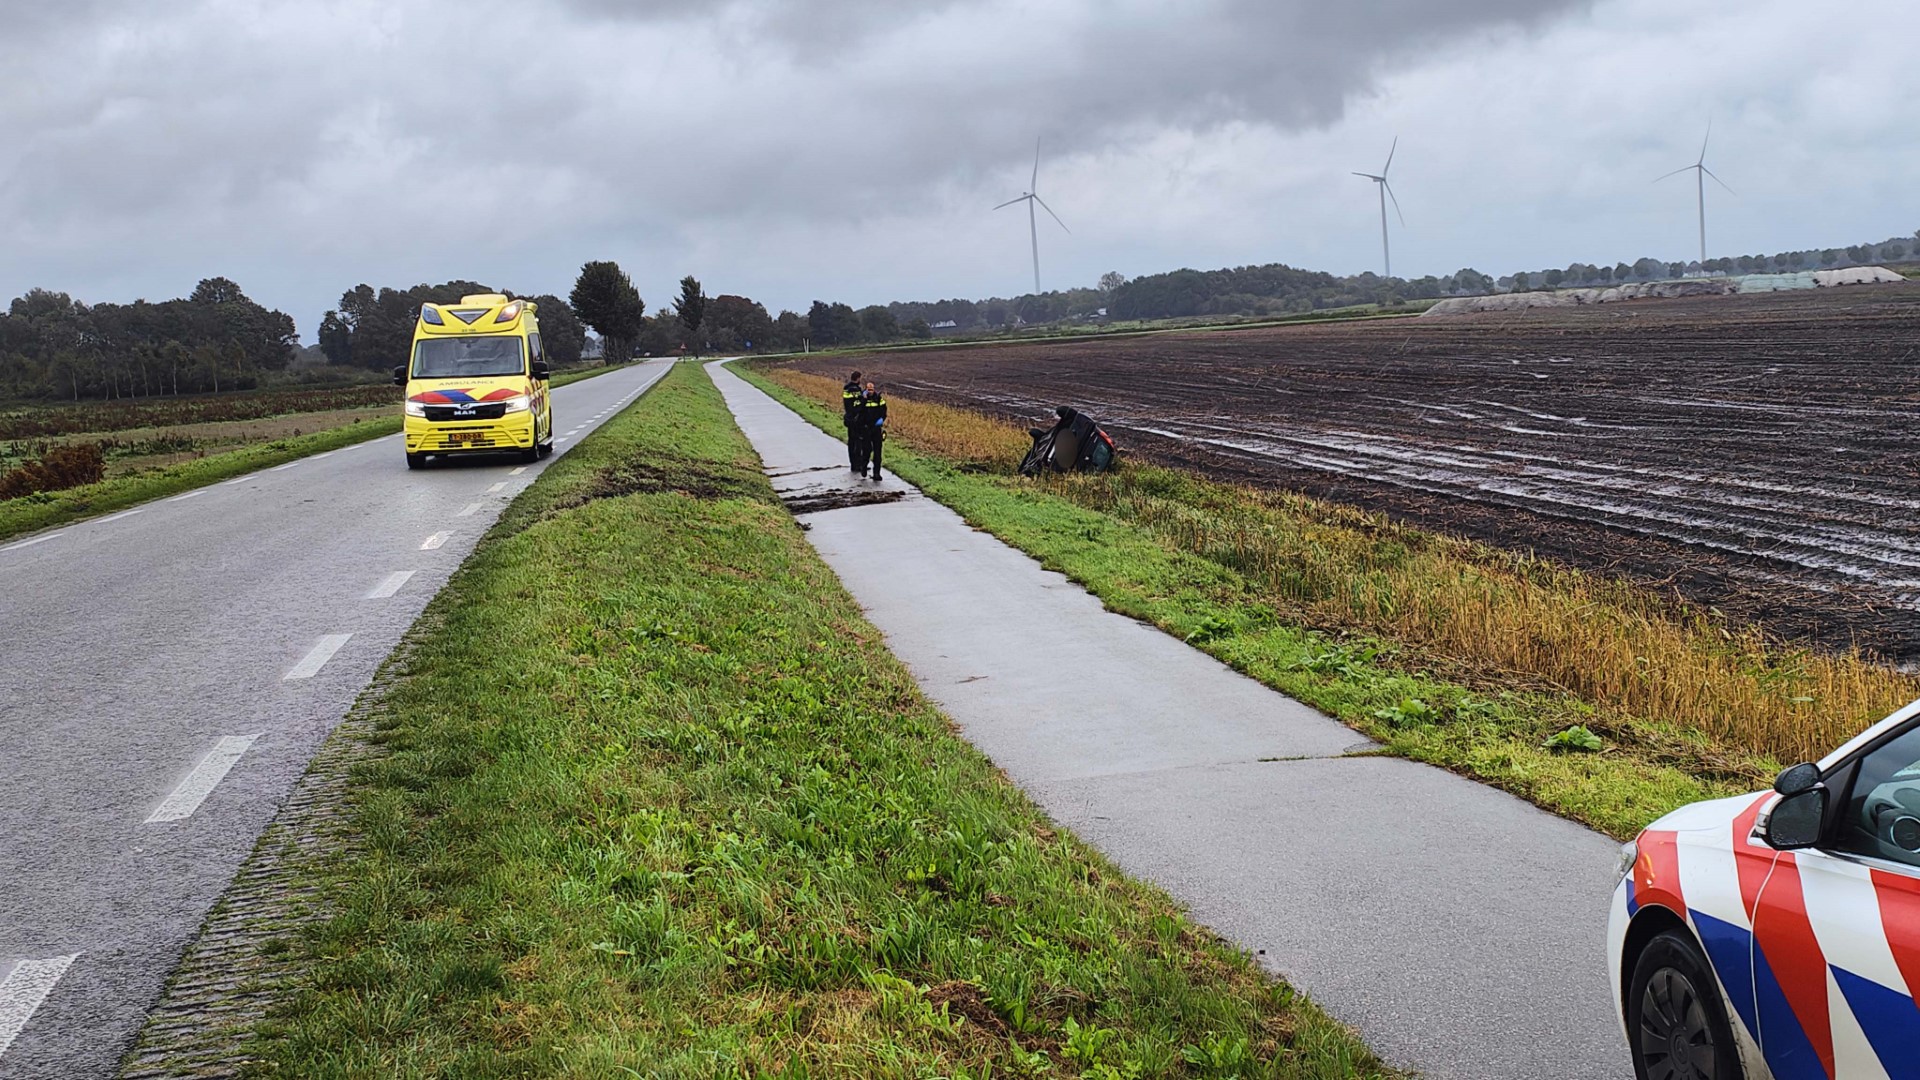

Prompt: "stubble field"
[786,284,1920,662]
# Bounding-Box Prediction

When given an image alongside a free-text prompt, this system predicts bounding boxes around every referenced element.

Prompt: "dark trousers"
[851,428,882,475]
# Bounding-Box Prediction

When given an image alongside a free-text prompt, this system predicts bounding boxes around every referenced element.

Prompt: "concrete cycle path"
[710,362,1631,1080]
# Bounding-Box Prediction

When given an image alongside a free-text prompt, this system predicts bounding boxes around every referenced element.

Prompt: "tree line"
[0,277,297,401]
[6,224,1915,405]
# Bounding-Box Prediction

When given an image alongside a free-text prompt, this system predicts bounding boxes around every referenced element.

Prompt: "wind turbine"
[1656,123,1734,269]
[994,139,1069,295]
[1353,137,1404,279]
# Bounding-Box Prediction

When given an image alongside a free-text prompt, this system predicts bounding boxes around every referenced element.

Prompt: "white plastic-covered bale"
[1735,273,1817,293]
[1814,266,1904,287]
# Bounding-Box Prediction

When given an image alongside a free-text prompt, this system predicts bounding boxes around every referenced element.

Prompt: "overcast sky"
[2,0,1915,337]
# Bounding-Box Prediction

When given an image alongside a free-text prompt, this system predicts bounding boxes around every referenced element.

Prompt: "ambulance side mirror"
[392,365,406,387]
[532,362,551,381]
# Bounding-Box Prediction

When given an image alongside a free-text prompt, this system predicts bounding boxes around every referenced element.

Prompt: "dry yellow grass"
[767,368,1918,766]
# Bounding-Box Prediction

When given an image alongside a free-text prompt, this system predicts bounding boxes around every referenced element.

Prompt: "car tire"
[1628,930,1743,1080]
[406,453,425,470]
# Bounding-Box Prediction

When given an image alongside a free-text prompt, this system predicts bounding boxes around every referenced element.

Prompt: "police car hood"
[1642,790,1771,835]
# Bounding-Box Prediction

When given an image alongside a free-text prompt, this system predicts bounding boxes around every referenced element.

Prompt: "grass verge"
[0,362,632,546]
[0,416,402,543]
[246,362,1393,1078]
[743,367,1919,839]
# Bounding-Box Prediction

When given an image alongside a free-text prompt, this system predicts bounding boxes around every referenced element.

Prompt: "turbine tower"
[1656,123,1734,269]
[1353,138,1404,279]
[995,139,1069,295]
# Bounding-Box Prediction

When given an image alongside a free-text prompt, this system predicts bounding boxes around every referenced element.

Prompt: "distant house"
[931,320,958,330]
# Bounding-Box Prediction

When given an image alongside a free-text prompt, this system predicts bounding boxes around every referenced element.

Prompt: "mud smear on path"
[781,488,907,515]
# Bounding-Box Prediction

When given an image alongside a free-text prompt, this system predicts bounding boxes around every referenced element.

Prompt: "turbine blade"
[1353,172,1383,180]
[1032,137,1041,192]
[1699,120,1711,165]
[1652,165,1693,183]
[1701,165,1735,195]
[1034,194,1070,234]
[993,195,1030,211]
[1383,135,1397,175]
[1384,180,1405,227]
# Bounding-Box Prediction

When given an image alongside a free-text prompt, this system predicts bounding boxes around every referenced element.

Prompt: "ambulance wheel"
[1628,931,1741,1080]
[406,453,425,470]
[519,444,540,463]
[538,438,554,458]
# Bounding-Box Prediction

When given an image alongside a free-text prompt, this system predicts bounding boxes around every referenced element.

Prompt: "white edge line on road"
[457,502,483,517]
[421,531,451,550]
[269,461,300,472]
[145,734,260,824]
[0,954,80,1056]
[1,534,57,552]
[310,451,334,460]
[97,508,146,524]
[365,570,416,599]
[219,476,251,486]
[487,482,507,493]
[166,490,206,502]
[509,466,527,476]
[285,634,352,680]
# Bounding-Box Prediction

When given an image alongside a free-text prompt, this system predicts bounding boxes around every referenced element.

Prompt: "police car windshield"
[412,336,524,379]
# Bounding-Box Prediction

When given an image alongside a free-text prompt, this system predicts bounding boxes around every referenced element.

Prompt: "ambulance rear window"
[412,337,525,378]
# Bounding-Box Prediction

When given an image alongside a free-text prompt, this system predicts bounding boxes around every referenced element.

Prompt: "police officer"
[856,380,888,480]
[841,370,864,472]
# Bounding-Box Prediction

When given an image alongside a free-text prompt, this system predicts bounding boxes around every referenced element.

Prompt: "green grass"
[245,362,1393,1078]
[0,416,403,543]
[738,368,1756,840]
[0,362,634,546]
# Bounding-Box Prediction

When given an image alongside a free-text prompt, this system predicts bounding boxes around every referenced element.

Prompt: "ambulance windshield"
[412,336,524,378]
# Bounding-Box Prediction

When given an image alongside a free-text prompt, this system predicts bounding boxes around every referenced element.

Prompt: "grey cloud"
[0,0,1598,324]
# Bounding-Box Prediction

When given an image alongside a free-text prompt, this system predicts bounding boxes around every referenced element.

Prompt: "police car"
[1609,698,1920,1079]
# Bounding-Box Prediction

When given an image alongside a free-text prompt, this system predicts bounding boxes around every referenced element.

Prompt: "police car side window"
[1832,724,1920,871]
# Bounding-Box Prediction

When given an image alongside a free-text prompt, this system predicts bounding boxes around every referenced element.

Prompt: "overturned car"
[1020,406,1117,476]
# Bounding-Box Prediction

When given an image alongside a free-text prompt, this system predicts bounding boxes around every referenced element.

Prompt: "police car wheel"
[1628,931,1742,1080]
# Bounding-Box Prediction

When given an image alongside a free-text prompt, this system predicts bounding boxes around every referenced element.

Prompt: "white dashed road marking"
[269,461,300,472]
[509,467,527,476]
[421,532,451,550]
[0,955,79,1056]
[457,502,483,517]
[365,571,415,599]
[285,634,352,680]
[487,482,507,493]
[145,735,260,824]
[219,476,251,487]
[166,490,205,503]
[97,509,145,524]
[2,534,57,552]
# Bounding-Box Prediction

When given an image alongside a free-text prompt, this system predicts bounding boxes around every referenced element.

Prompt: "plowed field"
[781,285,1920,662]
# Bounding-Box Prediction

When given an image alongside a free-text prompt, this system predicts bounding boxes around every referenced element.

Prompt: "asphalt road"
[0,361,670,1078]
[711,363,1633,1079]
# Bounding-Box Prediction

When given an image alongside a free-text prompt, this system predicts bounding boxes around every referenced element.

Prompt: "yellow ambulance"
[394,293,554,469]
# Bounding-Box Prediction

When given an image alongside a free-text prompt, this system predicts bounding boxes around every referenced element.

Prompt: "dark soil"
[781,284,1920,663]
[782,489,907,515]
